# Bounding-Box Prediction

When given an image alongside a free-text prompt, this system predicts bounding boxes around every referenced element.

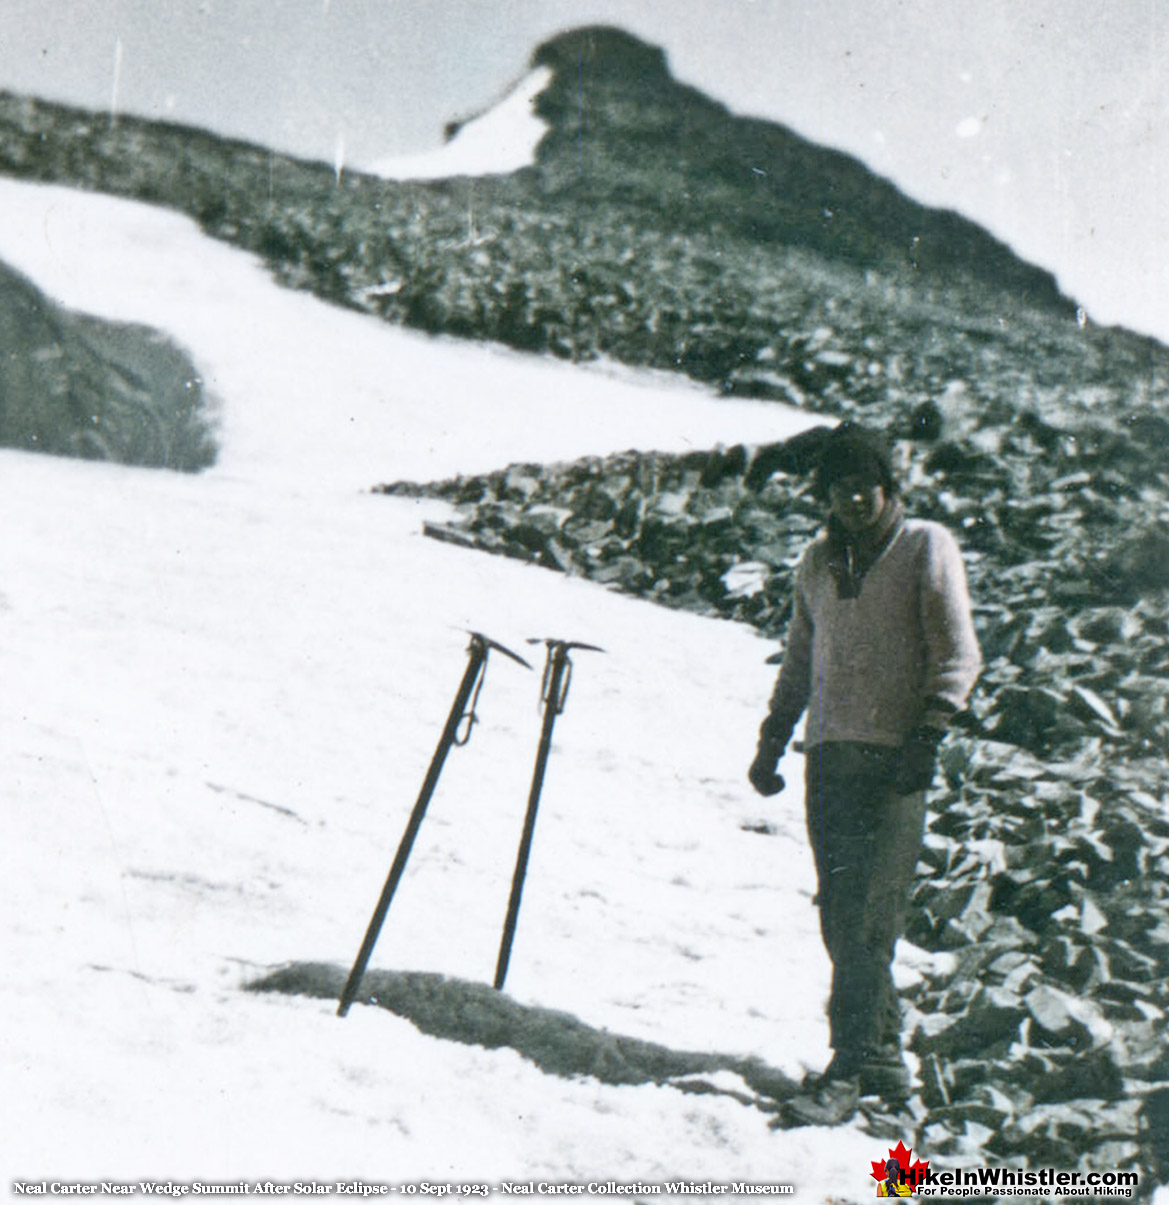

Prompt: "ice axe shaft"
[338,632,530,1017]
[494,639,603,991]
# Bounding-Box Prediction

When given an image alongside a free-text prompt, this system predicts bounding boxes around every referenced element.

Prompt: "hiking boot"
[774,1073,859,1129]
[772,1053,861,1129]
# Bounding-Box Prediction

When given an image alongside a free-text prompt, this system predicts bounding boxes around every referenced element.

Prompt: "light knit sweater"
[768,517,982,748]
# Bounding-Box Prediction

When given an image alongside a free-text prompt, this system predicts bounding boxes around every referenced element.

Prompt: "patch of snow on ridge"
[363,66,553,181]
[0,177,817,492]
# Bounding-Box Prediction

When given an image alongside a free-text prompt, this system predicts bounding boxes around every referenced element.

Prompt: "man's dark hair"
[814,422,898,500]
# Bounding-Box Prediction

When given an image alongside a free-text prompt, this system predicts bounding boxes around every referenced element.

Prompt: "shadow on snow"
[247,961,798,1110]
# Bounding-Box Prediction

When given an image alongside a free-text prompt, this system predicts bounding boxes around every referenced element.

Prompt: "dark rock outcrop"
[0,259,216,470]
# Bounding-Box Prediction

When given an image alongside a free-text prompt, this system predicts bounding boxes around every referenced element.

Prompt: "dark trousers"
[804,742,926,1057]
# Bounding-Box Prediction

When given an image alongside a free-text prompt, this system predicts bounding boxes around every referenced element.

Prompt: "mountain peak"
[523,25,1065,308]
[533,26,669,81]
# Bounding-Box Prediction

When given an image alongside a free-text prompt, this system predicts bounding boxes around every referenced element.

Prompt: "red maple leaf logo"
[870,1140,930,1192]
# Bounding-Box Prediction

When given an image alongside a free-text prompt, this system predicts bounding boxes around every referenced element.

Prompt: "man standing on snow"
[748,421,981,1124]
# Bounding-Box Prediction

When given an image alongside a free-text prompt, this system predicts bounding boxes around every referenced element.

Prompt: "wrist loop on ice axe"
[451,632,530,746]
[337,631,531,1018]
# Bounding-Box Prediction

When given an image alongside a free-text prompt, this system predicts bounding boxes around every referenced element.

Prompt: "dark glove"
[894,726,945,794]
[749,712,793,797]
[748,749,785,797]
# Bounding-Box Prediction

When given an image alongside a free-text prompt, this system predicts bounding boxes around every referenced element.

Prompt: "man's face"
[828,473,887,534]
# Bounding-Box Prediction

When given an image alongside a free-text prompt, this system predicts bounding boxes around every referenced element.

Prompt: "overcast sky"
[2,0,1167,345]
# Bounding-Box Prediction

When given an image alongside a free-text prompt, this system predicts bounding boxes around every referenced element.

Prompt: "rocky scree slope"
[379,377,1169,1179]
[0,26,1089,400]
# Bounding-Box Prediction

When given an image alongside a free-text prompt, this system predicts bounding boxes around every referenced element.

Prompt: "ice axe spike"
[338,631,530,1017]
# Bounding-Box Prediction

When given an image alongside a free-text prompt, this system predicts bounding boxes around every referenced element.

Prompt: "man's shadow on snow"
[247,962,797,1111]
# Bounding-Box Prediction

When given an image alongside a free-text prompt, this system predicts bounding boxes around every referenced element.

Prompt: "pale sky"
[2,0,1167,345]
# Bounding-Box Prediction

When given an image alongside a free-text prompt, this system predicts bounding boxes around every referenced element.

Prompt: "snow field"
[0,177,888,1199]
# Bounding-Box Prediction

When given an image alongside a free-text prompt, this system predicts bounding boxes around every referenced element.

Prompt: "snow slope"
[0,177,907,1200]
[362,68,553,182]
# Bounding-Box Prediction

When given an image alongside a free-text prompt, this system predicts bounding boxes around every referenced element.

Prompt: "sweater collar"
[825,497,905,599]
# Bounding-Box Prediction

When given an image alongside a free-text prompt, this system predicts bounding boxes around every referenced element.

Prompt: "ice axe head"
[467,630,533,669]
[526,638,605,714]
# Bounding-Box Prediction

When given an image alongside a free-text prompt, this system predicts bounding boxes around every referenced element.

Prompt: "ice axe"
[493,638,604,991]
[338,631,531,1017]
